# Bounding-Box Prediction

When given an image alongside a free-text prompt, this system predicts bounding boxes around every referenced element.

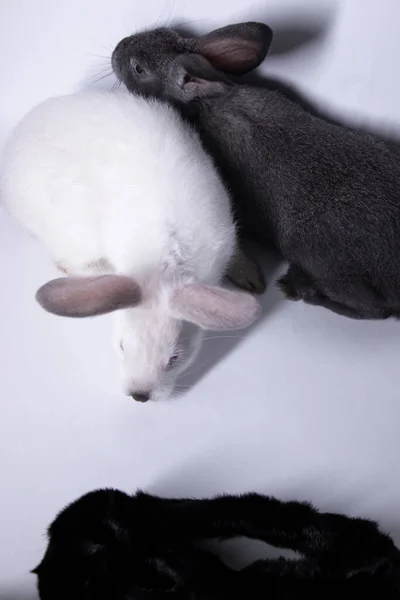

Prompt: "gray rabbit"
[112,22,400,320]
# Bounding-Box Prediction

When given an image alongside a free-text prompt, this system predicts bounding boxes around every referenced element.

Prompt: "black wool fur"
[34,488,400,599]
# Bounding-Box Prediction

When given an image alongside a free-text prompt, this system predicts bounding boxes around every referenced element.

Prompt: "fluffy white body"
[2,90,259,401]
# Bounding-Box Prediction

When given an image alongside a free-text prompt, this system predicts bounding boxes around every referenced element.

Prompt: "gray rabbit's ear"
[36,275,142,318]
[173,53,231,101]
[193,22,273,75]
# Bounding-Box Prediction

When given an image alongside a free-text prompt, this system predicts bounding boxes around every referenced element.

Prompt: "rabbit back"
[2,91,236,283]
[196,87,400,305]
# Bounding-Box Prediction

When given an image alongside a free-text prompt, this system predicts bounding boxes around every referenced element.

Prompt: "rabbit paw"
[226,249,266,294]
[277,265,317,301]
[277,273,301,300]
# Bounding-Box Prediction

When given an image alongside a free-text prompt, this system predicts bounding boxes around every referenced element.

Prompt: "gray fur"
[112,23,400,319]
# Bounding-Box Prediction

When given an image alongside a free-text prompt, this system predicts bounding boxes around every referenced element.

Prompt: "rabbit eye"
[130,59,144,76]
[166,354,179,370]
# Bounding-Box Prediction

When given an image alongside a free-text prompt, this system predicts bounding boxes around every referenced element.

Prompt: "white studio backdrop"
[1,0,400,597]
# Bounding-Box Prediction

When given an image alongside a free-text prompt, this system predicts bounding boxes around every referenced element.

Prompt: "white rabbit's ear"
[171,283,260,330]
[36,275,142,318]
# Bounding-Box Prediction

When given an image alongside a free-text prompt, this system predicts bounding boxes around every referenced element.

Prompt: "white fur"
[2,90,243,400]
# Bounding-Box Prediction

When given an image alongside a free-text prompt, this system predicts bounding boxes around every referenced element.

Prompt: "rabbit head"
[36,275,260,402]
[111,22,273,103]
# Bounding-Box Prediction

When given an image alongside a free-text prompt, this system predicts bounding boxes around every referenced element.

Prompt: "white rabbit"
[2,90,260,402]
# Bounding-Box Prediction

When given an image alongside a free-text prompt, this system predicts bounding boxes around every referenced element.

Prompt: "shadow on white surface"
[176,247,283,395]
[176,2,334,56]
[1,595,38,600]
[0,588,38,600]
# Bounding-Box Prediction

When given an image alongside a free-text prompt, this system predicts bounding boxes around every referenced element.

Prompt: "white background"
[1,0,400,597]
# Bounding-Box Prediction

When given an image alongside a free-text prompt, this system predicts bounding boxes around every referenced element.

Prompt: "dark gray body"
[192,87,400,318]
[112,24,400,319]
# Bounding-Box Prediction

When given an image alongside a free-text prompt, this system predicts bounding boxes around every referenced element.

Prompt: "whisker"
[100,44,114,52]
[165,1,178,28]
[86,72,114,87]
[89,65,113,73]
[85,67,113,83]
[203,335,245,341]
[85,53,111,61]
[154,1,169,28]
[111,80,122,92]
[181,357,214,378]
[175,18,208,27]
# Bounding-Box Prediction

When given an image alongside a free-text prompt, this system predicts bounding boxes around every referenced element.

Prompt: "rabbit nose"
[131,391,150,403]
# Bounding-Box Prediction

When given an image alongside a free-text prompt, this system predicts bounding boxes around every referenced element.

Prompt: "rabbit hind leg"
[278,264,389,320]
